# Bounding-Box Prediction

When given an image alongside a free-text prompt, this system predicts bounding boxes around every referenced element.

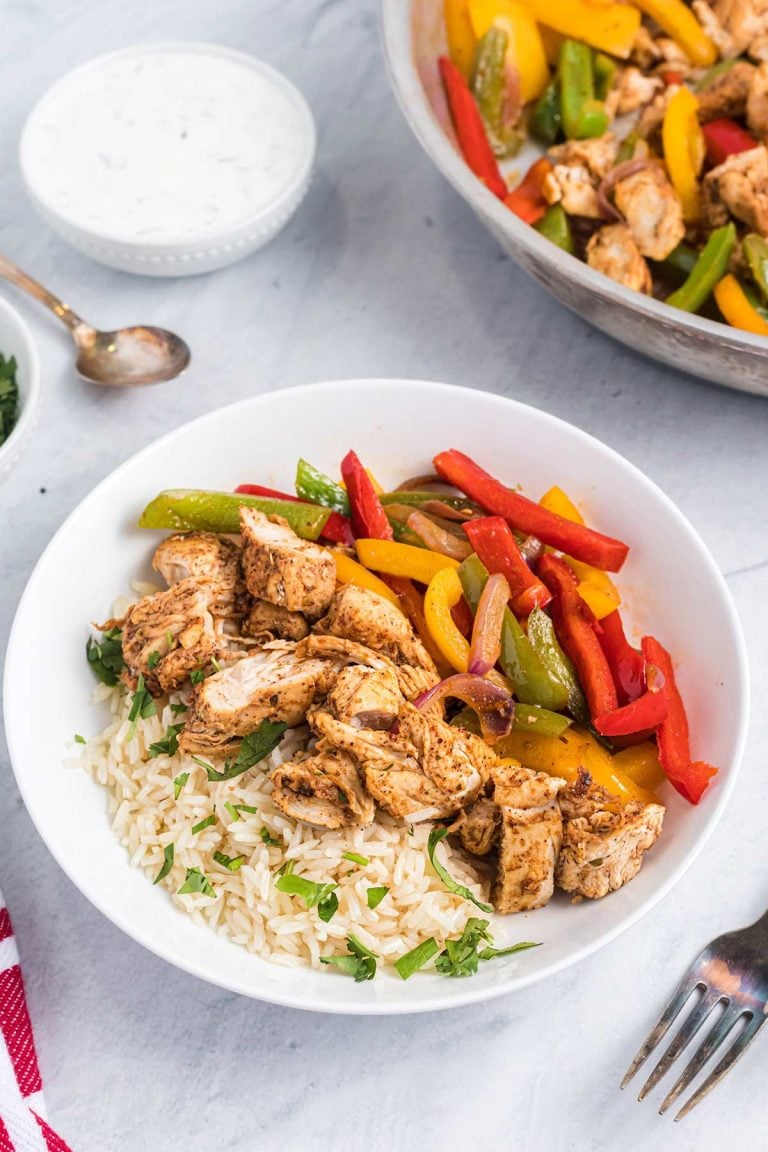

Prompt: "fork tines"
[621,959,766,1121]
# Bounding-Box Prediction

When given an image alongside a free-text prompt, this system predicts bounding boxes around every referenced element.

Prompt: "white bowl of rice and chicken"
[3,380,747,1012]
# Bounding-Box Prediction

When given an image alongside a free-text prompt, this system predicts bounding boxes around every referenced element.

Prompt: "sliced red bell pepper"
[594,608,645,705]
[641,635,718,804]
[662,70,685,86]
[538,553,618,720]
[702,118,757,167]
[434,449,629,571]
[504,158,553,226]
[593,671,668,737]
[235,484,355,546]
[464,515,551,616]
[451,594,475,637]
[439,56,508,199]
[339,452,393,541]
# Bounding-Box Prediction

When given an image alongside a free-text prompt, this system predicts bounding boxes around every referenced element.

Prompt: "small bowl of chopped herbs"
[0,295,41,482]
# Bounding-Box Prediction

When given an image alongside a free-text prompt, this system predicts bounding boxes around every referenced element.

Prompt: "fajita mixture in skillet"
[76,449,716,981]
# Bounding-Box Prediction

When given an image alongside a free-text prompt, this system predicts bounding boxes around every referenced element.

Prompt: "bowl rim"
[19,41,317,254]
[379,0,768,358]
[0,294,42,470]
[3,379,750,1013]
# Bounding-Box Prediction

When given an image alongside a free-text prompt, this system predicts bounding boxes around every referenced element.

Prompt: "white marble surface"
[1,2,767,1149]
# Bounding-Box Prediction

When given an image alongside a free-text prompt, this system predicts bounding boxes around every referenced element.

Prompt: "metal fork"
[621,907,768,1120]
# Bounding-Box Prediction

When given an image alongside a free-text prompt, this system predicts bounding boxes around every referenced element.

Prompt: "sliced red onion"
[597,158,660,222]
[517,534,543,563]
[394,474,461,494]
[468,572,509,675]
[415,673,515,742]
[419,499,476,522]
[407,510,472,560]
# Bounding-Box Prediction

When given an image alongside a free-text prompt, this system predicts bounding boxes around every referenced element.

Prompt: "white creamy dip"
[22,46,312,245]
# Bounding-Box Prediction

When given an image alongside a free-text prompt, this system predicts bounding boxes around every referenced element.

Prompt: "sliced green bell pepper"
[472,26,520,158]
[458,554,570,711]
[559,40,609,140]
[593,51,617,101]
[526,607,589,724]
[743,233,768,305]
[530,79,562,145]
[295,459,350,515]
[655,242,699,284]
[535,204,575,254]
[666,223,736,314]
[138,490,331,540]
[451,705,572,739]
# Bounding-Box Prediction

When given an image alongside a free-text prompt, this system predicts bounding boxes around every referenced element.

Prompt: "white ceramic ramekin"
[20,43,316,277]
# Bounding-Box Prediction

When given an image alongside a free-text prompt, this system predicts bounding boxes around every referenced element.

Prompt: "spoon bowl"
[74,324,191,387]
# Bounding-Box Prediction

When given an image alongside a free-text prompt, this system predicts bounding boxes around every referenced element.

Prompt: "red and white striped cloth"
[0,894,72,1152]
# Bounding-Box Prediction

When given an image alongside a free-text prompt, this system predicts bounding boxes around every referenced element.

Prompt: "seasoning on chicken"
[453,796,501,857]
[693,0,768,61]
[313,585,437,675]
[556,772,665,900]
[698,59,755,121]
[544,137,620,219]
[747,60,768,135]
[702,144,768,232]
[309,701,490,822]
[298,632,438,705]
[586,224,653,293]
[606,67,663,117]
[121,578,216,696]
[613,166,685,260]
[243,600,310,644]
[491,761,566,914]
[240,507,336,618]
[179,644,338,754]
[270,742,375,829]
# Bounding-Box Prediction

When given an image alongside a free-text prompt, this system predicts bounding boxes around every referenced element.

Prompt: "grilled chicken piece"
[491,762,566,913]
[240,507,335,618]
[310,701,490,821]
[152,532,244,611]
[549,134,619,179]
[243,600,310,643]
[121,579,216,696]
[747,60,768,136]
[298,632,437,705]
[454,796,501,857]
[270,742,374,829]
[326,663,403,728]
[586,224,653,294]
[313,585,437,675]
[555,773,665,900]
[693,0,768,60]
[702,145,768,233]
[606,68,663,117]
[613,167,685,260]
[543,164,601,217]
[179,645,338,754]
[698,60,755,123]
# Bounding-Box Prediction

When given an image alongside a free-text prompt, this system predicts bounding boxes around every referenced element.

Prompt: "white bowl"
[381,0,768,397]
[3,379,748,1013]
[0,295,41,483]
[20,44,316,277]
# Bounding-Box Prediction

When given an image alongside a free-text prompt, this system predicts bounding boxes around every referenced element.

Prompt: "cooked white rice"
[75,652,493,972]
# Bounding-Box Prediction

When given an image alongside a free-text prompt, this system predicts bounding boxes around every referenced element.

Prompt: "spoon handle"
[0,253,87,333]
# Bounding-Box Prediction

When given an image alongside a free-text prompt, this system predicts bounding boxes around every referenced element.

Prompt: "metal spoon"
[0,254,190,386]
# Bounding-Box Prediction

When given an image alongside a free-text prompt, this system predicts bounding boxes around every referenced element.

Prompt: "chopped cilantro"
[74,734,86,745]
[190,668,205,685]
[177,867,215,897]
[86,627,125,686]
[153,844,174,885]
[275,873,338,920]
[202,722,287,783]
[320,934,378,982]
[394,938,439,980]
[0,353,19,448]
[427,827,493,913]
[213,851,245,872]
[173,772,189,800]
[342,851,369,866]
[148,723,184,759]
[260,826,281,846]
[366,885,389,910]
[435,918,494,978]
[147,650,161,670]
[127,674,157,739]
[170,702,188,715]
[210,656,222,673]
[276,859,295,879]
[191,813,216,834]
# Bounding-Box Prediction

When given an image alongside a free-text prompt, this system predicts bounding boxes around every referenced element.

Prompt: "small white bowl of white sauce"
[20,43,316,276]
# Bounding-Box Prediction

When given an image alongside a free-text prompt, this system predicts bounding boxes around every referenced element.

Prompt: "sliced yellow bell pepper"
[632,0,716,67]
[714,274,768,336]
[663,86,705,223]
[445,0,477,79]
[519,0,640,59]
[538,486,620,619]
[467,0,550,103]
[538,24,564,67]
[424,566,470,672]
[332,552,401,608]
[497,726,659,805]
[356,539,459,584]
[612,742,666,791]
